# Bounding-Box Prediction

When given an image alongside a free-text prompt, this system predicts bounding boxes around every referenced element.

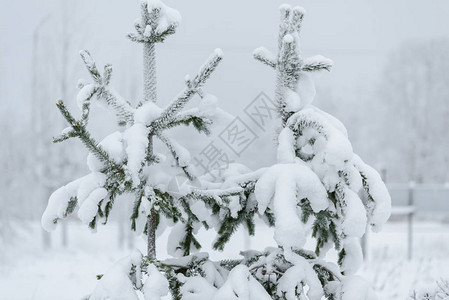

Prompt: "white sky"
[1,0,449,117]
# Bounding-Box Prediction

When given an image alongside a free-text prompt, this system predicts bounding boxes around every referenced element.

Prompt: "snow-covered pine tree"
[216,5,391,299]
[40,1,238,298]
[165,4,392,299]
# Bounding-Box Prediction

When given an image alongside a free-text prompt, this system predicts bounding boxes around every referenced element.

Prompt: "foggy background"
[1,0,449,299]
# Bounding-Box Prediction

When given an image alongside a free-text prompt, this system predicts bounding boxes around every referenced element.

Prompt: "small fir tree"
[41,1,229,298]
[211,5,391,299]
[159,4,392,299]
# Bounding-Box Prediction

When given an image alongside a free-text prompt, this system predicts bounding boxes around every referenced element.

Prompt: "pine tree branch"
[80,87,96,125]
[98,87,135,125]
[165,112,212,135]
[191,49,224,88]
[103,64,113,85]
[127,32,144,43]
[302,56,333,72]
[155,132,194,180]
[63,197,78,217]
[55,100,119,168]
[127,1,179,45]
[78,51,135,125]
[127,29,177,44]
[134,19,144,35]
[286,110,327,139]
[290,6,305,34]
[278,5,293,50]
[189,187,243,205]
[254,5,332,125]
[152,49,223,128]
[214,205,256,251]
[279,34,302,88]
[182,185,260,251]
[253,47,277,68]
[80,50,102,84]
[154,189,183,223]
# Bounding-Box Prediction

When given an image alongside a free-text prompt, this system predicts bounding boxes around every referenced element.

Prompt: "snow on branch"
[89,251,144,300]
[302,55,333,72]
[99,88,135,126]
[42,172,111,232]
[290,6,306,33]
[128,0,181,44]
[278,4,293,48]
[101,246,355,300]
[41,178,82,231]
[279,34,301,81]
[164,108,213,135]
[353,154,392,232]
[189,187,243,206]
[254,5,333,123]
[255,163,328,250]
[286,107,354,174]
[152,49,223,129]
[155,132,194,180]
[191,49,224,89]
[54,101,118,167]
[253,47,276,68]
[123,123,149,187]
[78,50,135,125]
[80,50,102,84]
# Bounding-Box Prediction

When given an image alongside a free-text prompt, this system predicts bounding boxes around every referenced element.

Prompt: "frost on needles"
[41,1,391,299]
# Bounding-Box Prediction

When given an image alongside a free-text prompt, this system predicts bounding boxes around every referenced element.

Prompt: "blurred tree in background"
[377,39,449,183]
[31,0,88,248]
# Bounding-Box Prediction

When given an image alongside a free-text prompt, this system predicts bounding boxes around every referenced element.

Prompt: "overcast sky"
[1,0,449,117]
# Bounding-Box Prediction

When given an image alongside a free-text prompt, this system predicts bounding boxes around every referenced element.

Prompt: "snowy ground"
[0,219,448,300]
